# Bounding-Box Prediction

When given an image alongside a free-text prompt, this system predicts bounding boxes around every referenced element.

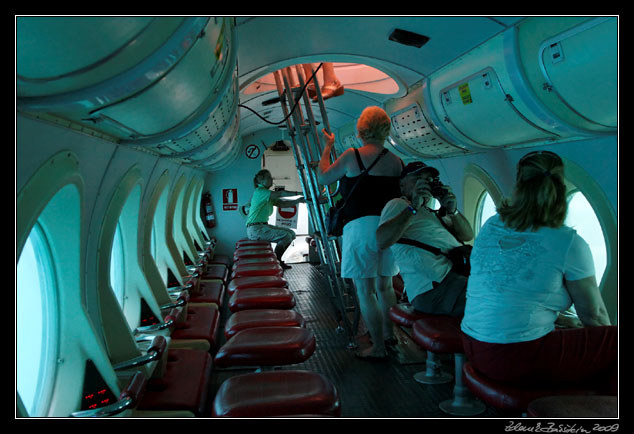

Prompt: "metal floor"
[210,262,503,419]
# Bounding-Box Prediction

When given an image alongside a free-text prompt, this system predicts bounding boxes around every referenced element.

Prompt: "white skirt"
[341,215,399,279]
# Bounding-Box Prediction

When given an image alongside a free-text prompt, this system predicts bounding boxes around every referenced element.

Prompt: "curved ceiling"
[234,16,524,143]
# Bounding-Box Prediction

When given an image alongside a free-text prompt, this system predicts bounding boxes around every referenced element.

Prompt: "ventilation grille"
[150,75,238,156]
[390,103,465,157]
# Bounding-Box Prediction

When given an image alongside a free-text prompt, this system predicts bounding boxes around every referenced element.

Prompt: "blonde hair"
[357,106,391,143]
[498,152,567,232]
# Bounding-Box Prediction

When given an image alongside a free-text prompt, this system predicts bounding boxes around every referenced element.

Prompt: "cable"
[238,63,324,125]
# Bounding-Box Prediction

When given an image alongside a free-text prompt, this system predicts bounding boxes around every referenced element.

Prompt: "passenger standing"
[246,169,305,270]
[460,151,617,394]
[376,161,474,316]
[317,106,404,359]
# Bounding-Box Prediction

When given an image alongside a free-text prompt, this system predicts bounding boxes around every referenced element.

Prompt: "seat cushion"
[214,327,315,368]
[228,287,296,312]
[236,239,272,248]
[139,349,213,416]
[527,395,617,418]
[189,280,225,306]
[212,370,341,417]
[233,248,275,260]
[412,315,463,354]
[208,254,232,268]
[232,256,279,269]
[224,309,306,340]
[231,262,283,279]
[201,264,229,282]
[388,303,433,328]
[463,361,599,413]
[227,275,288,295]
[170,305,220,349]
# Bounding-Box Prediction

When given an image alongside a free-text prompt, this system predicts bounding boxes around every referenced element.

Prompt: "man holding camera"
[376,161,473,317]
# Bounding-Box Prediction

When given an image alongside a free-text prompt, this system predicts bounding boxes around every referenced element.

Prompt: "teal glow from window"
[477,191,497,228]
[151,223,157,260]
[16,224,55,416]
[109,222,125,306]
[565,190,607,283]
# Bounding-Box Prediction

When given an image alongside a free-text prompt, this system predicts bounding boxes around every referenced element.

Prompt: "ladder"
[273,64,359,349]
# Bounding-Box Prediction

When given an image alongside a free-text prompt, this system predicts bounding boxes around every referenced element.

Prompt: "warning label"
[275,205,298,229]
[459,83,472,105]
[222,188,238,211]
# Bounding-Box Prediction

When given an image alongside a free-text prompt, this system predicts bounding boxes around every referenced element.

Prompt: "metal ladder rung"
[273,64,358,348]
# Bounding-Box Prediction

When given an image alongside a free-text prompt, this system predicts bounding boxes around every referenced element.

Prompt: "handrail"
[112,335,167,371]
[134,309,177,334]
[159,293,188,310]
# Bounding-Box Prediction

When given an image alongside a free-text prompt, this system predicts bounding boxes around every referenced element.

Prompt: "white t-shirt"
[379,197,462,301]
[460,214,596,344]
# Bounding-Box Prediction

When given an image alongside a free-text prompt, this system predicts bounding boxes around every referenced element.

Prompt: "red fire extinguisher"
[201,192,216,228]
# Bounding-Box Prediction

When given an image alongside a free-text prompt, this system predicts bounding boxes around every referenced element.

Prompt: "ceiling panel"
[235,16,517,142]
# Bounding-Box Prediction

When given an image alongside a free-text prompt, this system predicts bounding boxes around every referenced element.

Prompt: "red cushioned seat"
[138,348,213,416]
[201,263,229,282]
[389,303,434,328]
[228,275,288,295]
[231,262,283,279]
[214,327,316,368]
[463,361,599,414]
[411,316,485,416]
[170,305,220,349]
[208,254,232,268]
[232,256,279,269]
[236,244,273,251]
[224,309,306,340]
[189,280,225,306]
[527,395,617,418]
[229,287,296,312]
[233,249,276,261]
[412,316,463,354]
[212,370,341,417]
[236,239,271,248]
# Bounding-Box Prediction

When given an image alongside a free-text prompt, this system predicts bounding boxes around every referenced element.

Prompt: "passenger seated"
[377,161,474,317]
[246,169,304,269]
[460,151,617,394]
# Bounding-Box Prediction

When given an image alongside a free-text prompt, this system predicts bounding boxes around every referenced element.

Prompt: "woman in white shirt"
[460,151,616,394]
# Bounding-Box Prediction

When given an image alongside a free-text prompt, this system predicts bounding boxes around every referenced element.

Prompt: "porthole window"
[565,190,607,283]
[476,190,497,229]
[150,223,158,260]
[16,223,58,416]
[109,222,125,306]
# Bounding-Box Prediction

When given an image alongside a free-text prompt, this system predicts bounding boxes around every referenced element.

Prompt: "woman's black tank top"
[339,148,402,227]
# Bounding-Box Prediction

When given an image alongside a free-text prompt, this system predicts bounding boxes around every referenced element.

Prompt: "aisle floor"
[210,262,502,418]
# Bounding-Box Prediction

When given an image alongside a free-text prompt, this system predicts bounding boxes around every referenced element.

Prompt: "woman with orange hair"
[317,106,404,359]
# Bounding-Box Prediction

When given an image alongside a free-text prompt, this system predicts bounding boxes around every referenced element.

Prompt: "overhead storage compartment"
[513,16,617,134]
[425,29,568,150]
[393,16,617,153]
[184,112,242,171]
[16,16,240,166]
[16,17,187,98]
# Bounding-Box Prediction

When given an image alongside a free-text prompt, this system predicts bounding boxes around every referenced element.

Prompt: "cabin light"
[388,28,430,48]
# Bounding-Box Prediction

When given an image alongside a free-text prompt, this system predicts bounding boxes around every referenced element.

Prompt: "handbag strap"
[396,237,447,258]
[338,148,389,207]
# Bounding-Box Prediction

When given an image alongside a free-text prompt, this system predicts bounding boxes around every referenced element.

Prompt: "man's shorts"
[246,223,295,245]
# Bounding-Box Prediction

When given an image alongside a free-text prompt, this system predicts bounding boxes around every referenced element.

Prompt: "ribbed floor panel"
[211,262,501,418]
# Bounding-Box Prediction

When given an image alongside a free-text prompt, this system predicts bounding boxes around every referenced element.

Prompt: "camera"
[428,177,447,198]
